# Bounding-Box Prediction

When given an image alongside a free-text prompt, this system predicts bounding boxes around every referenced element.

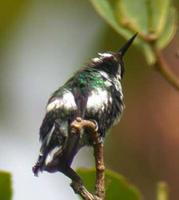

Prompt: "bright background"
[0,1,179,200]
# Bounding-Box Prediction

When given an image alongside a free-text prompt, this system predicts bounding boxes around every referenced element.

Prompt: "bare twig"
[71,181,98,200]
[70,117,105,200]
[89,124,105,199]
[94,142,105,198]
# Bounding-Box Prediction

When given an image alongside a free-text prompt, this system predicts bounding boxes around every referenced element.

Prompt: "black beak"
[118,33,137,57]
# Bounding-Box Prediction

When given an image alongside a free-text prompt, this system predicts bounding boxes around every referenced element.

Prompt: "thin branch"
[71,181,98,200]
[120,19,157,42]
[70,117,105,200]
[89,124,105,199]
[153,46,179,91]
[94,142,105,198]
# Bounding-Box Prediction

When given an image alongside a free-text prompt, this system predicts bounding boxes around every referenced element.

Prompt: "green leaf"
[115,0,148,34]
[89,0,177,65]
[89,0,155,65]
[148,0,170,35]
[141,42,156,65]
[115,0,157,65]
[89,0,133,38]
[77,168,142,200]
[157,182,169,200]
[157,7,177,49]
[0,171,12,200]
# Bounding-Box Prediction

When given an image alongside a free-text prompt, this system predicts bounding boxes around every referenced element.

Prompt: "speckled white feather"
[87,88,108,111]
[45,146,62,165]
[47,91,77,112]
[47,99,62,112]
[62,91,77,109]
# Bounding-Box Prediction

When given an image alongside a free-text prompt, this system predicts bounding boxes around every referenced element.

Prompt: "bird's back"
[65,67,124,137]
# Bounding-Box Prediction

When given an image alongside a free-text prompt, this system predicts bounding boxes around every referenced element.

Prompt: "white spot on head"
[98,53,113,58]
[92,57,100,62]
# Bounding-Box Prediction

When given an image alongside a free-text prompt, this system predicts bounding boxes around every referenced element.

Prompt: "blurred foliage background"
[0,0,178,200]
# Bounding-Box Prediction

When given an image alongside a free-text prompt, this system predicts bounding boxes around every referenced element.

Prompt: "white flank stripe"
[62,91,77,109]
[46,91,77,112]
[87,88,108,111]
[47,99,62,112]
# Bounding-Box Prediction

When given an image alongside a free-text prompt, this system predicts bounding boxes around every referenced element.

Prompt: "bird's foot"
[90,120,98,132]
[70,117,83,134]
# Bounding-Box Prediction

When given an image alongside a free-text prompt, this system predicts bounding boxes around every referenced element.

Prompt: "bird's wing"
[39,89,77,141]
[33,121,66,175]
[39,111,55,141]
[33,89,78,175]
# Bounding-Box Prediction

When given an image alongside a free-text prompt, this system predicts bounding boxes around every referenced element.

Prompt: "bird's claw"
[90,120,98,132]
[70,117,82,134]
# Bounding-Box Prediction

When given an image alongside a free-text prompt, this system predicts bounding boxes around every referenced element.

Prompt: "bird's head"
[90,33,137,78]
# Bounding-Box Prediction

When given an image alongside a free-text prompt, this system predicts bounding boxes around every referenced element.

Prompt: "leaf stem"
[152,45,179,91]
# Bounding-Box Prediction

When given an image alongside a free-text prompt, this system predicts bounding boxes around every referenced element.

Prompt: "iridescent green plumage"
[67,68,106,90]
[78,71,105,88]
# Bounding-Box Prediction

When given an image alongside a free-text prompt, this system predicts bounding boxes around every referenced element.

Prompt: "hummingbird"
[33,34,137,184]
